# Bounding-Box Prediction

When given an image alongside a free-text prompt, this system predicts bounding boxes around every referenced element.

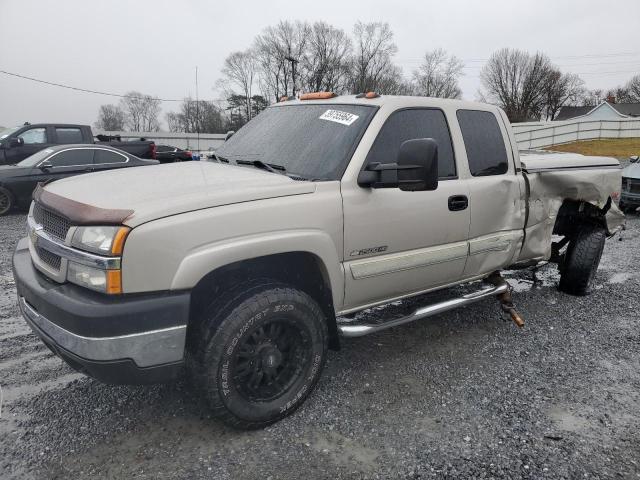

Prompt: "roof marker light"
[299,92,337,100]
[356,92,380,99]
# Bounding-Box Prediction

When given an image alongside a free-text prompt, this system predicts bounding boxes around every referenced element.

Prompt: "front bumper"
[13,237,190,384]
[621,191,640,207]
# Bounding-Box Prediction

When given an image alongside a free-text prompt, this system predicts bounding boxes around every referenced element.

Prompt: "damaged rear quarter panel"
[518,153,624,262]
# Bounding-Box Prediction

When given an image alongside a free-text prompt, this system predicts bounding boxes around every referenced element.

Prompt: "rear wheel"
[188,282,328,429]
[559,224,606,296]
[0,187,14,216]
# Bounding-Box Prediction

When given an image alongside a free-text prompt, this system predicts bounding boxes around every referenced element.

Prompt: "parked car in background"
[0,124,156,165]
[0,144,158,215]
[155,145,193,163]
[620,155,640,213]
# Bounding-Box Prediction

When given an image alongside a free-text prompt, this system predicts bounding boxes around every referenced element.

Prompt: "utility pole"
[195,66,200,152]
[285,56,299,97]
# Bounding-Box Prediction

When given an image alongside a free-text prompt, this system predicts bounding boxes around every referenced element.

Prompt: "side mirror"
[357,138,439,191]
[630,155,639,163]
[9,137,24,148]
[39,161,53,171]
[224,131,235,141]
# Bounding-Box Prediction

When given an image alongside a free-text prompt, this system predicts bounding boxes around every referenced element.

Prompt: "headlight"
[68,261,122,294]
[71,226,130,255]
[68,225,129,294]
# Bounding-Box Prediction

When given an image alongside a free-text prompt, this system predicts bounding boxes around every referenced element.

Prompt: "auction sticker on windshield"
[319,110,359,126]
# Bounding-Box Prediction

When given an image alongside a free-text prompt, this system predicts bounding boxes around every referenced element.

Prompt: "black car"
[0,144,158,215]
[0,123,157,165]
[155,145,193,163]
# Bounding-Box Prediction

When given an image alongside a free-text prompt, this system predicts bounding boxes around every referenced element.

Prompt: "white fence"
[512,118,640,150]
[98,118,640,153]
[94,130,227,151]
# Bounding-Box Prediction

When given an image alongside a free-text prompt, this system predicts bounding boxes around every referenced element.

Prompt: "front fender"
[170,229,344,310]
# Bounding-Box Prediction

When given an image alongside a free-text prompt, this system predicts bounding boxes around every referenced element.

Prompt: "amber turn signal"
[110,227,131,255]
[299,92,337,100]
[106,269,122,295]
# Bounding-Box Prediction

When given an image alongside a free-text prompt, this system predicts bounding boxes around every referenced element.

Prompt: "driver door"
[341,108,471,311]
[6,126,54,164]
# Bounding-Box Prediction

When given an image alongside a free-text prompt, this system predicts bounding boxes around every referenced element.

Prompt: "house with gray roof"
[554,101,640,121]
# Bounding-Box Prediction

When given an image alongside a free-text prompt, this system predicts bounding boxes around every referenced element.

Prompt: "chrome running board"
[337,282,509,337]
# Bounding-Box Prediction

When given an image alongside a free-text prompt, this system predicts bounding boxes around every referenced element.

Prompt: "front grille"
[36,245,62,271]
[629,179,640,194]
[33,202,72,240]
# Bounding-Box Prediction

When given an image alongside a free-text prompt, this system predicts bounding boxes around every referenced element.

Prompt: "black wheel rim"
[0,192,9,215]
[231,319,311,402]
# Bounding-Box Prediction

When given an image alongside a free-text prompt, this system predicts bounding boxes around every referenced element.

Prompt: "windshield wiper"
[232,158,310,181]
[211,154,229,163]
[236,159,286,175]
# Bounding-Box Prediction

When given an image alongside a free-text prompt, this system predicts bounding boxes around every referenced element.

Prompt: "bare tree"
[480,48,554,122]
[627,74,640,102]
[165,98,225,134]
[254,21,310,102]
[165,112,183,132]
[544,70,585,120]
[350,21,399,94]
[95,104,126,131]
[300,21,352,93]
[411,48,463,99]
[119,91,161,132]
[579,88,604,106]
[219,50,257,122]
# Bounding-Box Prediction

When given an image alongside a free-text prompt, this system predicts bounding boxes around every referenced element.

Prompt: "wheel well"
[188,252,340,350]
[550,199,609,263]
[553,198,609,238]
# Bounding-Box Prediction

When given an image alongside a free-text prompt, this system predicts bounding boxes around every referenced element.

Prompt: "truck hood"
[622,162,640,179]
[42,162,316,226]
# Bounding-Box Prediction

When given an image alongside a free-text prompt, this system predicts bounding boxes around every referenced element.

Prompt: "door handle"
[448,195,468,211]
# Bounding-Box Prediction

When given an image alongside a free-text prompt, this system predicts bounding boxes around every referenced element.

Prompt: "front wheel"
[189,283,328,429]
[0,187,14,216]
[558,224,606,296]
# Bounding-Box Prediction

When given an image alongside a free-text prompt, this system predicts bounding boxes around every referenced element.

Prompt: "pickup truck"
[0,123,156,165]
[620,155,640,212]
[12,94,625,429]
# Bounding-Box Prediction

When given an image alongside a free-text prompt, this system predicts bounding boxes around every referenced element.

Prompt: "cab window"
[365,108,457,179]
[18,128,48,144]
[55,127,84,144]
[456,110,509,176]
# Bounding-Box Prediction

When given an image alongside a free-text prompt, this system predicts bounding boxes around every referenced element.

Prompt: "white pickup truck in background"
[13,93,624,428]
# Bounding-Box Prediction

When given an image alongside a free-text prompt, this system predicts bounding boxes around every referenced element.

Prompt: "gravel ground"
[1,211,639,479]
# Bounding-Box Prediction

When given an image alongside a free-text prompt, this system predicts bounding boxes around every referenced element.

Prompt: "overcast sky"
[1,0,639,129]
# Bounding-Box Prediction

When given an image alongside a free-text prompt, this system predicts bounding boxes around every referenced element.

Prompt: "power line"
[0,69,225,103]
[397,51,640,63]
[454,61,640,69]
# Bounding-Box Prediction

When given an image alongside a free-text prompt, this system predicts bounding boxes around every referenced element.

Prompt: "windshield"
[215,104,377,180]
[0,126,21,143]
[17,148,55,167]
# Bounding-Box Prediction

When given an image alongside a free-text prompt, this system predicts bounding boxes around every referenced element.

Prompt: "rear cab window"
[365,108,457,179]
[55,127,84,144]
[456,110,509,176]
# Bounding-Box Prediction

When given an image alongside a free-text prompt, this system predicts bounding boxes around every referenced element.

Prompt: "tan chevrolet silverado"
[12,94,625,428]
